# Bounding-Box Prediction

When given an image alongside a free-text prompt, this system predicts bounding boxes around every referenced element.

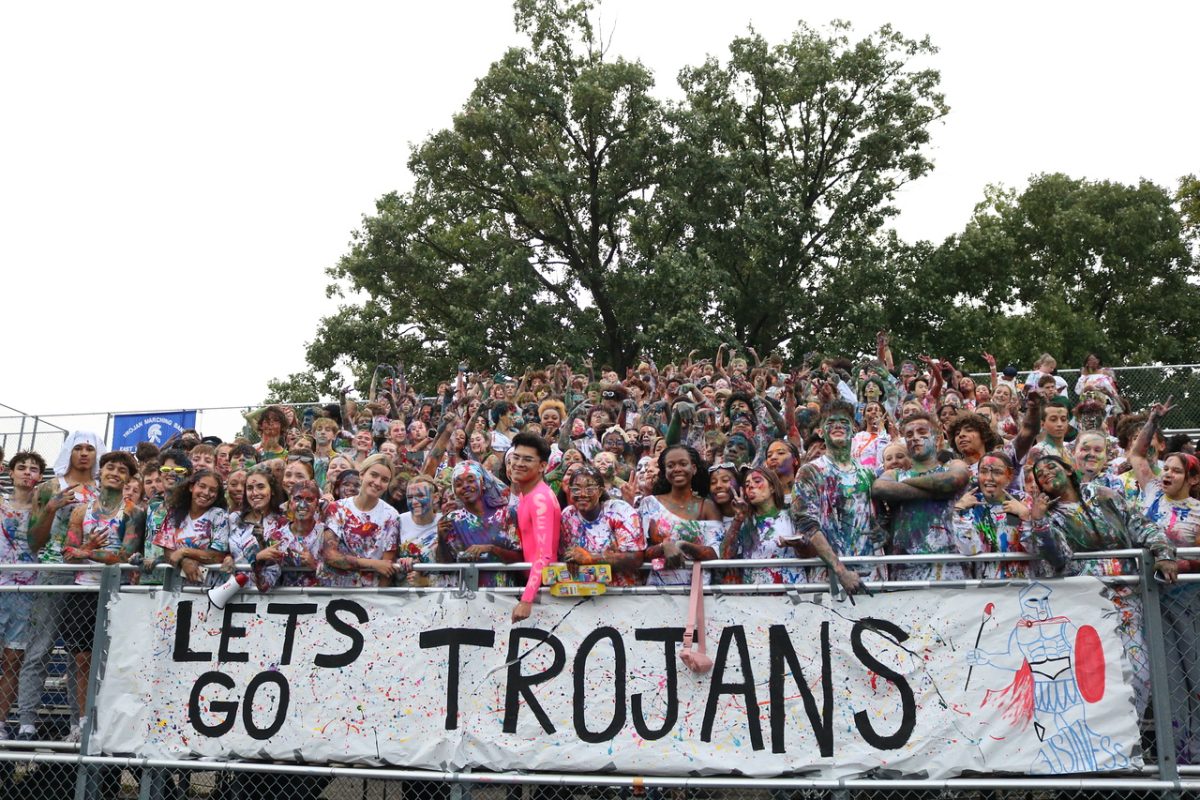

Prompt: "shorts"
[0,592,34,650]
[60,591,99,654]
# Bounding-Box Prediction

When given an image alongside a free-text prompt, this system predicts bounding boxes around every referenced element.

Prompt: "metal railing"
[2,549,1198,798]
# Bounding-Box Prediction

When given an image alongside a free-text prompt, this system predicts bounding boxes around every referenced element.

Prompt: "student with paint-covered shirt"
[559,465,644,587]
[153,469,231,585]
[16,432,103,743]
[394,475,441,586]
[61,451,144,742]
[0,450,45,742]
[320,454,399,588]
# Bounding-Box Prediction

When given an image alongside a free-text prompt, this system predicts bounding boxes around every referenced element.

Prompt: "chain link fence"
[966,365,1200,433]
[5,553,1200,797]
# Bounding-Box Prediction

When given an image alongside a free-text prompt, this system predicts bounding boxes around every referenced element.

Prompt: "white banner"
[93,578,1141,778]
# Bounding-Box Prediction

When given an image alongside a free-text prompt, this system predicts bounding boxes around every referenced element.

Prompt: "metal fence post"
[1140,552,1180,786]
[74,565,121,800]
[163,564,182,593]
[450,769,471,800]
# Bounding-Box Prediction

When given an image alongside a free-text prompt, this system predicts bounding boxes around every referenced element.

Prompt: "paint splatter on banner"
[92,577,1141,778]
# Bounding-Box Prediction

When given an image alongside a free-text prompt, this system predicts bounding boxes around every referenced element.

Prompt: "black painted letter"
[572,627,626,743]
[851,618,916,750]
[768,622,833,756]
[218,602,255,663]
[187,671,237,737]
[242,671,290,740]
[701,626,764,750]
[173,600,212,662]
[502,629,566,734]
[267,602,318,666]
[314,599,368,668]
[419,628,497,730]
[630,628,684,741]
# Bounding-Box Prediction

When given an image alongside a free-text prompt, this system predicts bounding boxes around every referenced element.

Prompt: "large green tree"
[298,0,712,390]
[280,3,950,396]
[668,21,948,357]
[892,174,1200,370]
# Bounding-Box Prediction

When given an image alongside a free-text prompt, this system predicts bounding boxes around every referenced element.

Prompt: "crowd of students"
[1,336,1198,754]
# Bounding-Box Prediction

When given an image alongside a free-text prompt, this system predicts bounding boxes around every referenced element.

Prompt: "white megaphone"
[207,573,249,609]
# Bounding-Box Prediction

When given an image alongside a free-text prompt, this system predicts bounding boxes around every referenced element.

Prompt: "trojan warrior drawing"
[967,583,1129,773]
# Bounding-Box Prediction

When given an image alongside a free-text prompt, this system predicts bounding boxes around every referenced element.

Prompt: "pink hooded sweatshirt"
[517,480,561,604]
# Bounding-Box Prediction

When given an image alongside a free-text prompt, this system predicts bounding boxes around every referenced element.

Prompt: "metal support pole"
[452,766,473,800]
[164,564,182,593]
[1141,552,1180,789]
[74,566,120,800]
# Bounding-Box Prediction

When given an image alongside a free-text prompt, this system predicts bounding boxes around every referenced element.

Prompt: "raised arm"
[757,393,787,435]
[1012,392,1043,465]
[927,358,944,401]
[1130,399,1172,491]
[423,412,460,477]
[876,331,895,373]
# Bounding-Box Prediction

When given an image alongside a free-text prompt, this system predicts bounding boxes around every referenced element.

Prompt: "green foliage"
[265,372,324,405]
[1177,173,1200,247]
[271,1,1196,400]
[905,174,1200,372]
[313,0,713,384]
[670,21,948,357]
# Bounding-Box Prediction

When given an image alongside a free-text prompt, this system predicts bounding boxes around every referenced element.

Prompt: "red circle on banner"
[1075,625,1105,703]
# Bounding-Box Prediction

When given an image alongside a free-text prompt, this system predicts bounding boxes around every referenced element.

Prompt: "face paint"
[407,485,434,515]
[903,422,937,462]
[977,458,1010,501]
[822,414,853,449]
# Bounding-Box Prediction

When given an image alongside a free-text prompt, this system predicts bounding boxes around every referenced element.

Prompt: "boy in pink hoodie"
[507,433,561,622]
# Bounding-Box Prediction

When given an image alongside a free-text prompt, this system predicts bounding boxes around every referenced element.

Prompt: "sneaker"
[64,724,81,743]
[16,725,37,742]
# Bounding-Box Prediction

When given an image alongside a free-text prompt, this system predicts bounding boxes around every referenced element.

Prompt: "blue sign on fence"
[110,411,197,452]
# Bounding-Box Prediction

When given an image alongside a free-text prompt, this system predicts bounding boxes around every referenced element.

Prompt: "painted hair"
[1164,453,1200,500]
[741,465,786,511]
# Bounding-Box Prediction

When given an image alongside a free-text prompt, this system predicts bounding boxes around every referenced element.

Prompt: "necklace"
[662,492,699,516]
[99,492,124,516]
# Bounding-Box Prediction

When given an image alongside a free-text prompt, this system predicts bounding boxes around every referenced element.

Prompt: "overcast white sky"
[2,1,1197,439]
